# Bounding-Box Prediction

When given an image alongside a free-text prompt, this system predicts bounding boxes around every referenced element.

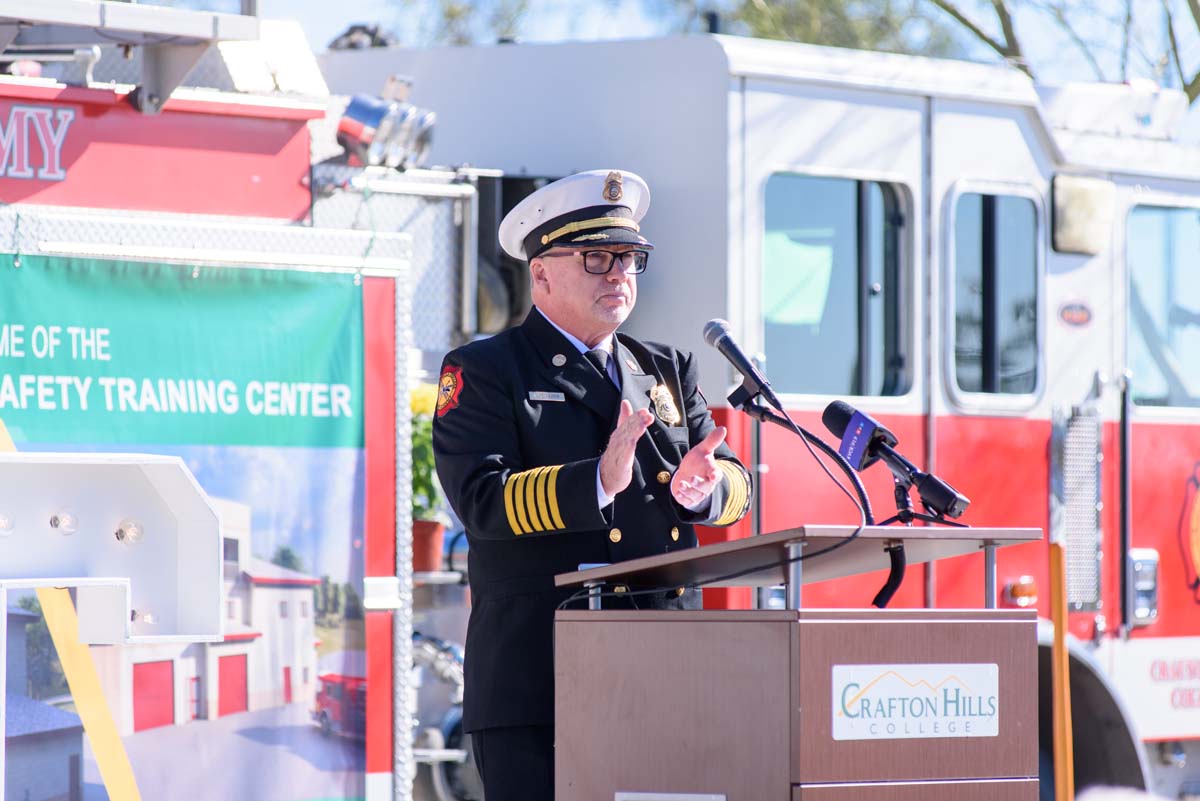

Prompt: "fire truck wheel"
[437,709,483,801]
[318,711,332,737]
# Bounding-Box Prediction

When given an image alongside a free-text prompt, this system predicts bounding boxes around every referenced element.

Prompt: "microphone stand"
[733,396,875,526]
[876,478,968,528]
[737,397,906,608]
[871,467,967,609]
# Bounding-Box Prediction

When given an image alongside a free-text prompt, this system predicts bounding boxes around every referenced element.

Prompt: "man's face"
[531,246,642,345]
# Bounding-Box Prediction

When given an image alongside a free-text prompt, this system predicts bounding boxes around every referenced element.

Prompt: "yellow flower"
[411,383,438,417]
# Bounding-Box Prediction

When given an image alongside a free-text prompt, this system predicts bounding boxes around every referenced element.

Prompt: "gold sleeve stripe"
[524,466,547,532]
[512,470,533,534]
[535,466,557,530]
[714,462,745,526]
[530,466,551,531]
[714,461,750,526]
[503,469,523,535]
[505,465,567,535]
[545,465,566,529]
[727,462,751,524]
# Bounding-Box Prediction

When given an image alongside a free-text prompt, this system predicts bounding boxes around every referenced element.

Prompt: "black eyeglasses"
[575,249,650,275]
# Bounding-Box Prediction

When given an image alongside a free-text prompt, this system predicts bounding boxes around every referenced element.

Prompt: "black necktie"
[585,348,617,388]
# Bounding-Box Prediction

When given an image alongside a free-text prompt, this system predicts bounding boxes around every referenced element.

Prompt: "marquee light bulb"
[115,518,144,545]
[0,513,13,536]
[49,510,78,535]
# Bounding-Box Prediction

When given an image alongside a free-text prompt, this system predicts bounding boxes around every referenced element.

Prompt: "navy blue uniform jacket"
[432,309,752,731]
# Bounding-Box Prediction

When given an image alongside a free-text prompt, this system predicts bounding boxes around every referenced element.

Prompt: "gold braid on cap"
[541,216,639,245]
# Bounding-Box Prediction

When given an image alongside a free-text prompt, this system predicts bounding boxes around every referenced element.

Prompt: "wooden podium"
[553,526,1041,801]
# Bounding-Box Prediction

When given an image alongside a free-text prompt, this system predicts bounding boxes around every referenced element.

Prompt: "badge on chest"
[650,384,681,425]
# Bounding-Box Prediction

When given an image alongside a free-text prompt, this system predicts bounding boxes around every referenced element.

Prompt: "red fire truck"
[314,673,368,739]
[0,7,485,801]
[322,36,1200,800]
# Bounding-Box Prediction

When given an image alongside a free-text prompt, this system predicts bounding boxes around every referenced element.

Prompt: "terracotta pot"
[412,519,446,573]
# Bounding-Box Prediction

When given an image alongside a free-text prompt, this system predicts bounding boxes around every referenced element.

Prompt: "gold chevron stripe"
[729,462,750,523]
[506,466,570,535]
[714,461,748,526]
[534,466,556,531]
[512,470,532,534]
[504,469,522,535]
[525,466,547,532]
[546,465,565,529]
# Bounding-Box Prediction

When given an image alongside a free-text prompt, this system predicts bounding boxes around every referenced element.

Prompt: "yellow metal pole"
[1049,541,1075,801]
[38,588,143,801]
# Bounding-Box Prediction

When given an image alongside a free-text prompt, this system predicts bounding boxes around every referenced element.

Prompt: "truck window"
[762,174,907,396]
[952,193,1038,395]
[1127,205,1200,407]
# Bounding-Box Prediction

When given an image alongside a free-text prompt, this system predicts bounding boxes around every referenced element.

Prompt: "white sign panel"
[832,663,1000,740]
[1100,636,1200,740]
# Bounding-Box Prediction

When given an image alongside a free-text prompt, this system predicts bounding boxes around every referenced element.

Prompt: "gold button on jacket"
[609,528,622,543]
[670,526,680,542]
[657,470,671,484]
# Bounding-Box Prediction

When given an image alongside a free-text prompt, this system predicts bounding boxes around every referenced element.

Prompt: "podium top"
[554,525,1040,590]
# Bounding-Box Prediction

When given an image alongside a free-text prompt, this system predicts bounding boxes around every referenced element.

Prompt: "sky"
[249,0,1200,139]
[257,0,662,51]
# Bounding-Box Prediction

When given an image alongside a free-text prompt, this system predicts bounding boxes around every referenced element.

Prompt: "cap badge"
[651,384,681,425]
[603,171,623,202]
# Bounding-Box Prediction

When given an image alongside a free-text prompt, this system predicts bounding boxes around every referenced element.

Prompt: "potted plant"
[411,382,449,572]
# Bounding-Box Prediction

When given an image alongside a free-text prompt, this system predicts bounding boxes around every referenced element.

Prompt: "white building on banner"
[91,498,319,736]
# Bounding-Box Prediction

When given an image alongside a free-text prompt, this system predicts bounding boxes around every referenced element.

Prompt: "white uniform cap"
[498,169,652,261]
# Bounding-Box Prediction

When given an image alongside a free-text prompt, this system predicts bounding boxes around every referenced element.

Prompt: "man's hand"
[670,426,727,508]
[599,399,654,497]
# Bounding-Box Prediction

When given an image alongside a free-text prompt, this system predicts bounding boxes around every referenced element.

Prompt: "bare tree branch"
[925,0,1007,58]
[1161,0,1190,91]
[1185,0,1200,102]
[990,0,1021,55]
[1120,0,1132,82]
[1030,0,1106,81]
[1188,0,1200,32]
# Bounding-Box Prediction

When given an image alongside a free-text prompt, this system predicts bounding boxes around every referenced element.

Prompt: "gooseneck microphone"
[822,400,970,520]
[703,319,781,410]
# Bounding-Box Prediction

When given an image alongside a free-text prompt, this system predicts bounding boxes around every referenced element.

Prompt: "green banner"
[0,254,363,447]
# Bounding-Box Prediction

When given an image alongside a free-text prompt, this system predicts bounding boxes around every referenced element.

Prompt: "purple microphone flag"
[838,410,877,471]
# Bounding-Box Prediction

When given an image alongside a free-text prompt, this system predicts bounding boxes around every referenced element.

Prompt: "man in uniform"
[432,169,752,801]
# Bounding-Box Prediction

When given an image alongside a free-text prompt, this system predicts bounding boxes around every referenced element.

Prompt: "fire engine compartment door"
[1109,193,1200,744]
[738,77,927,577]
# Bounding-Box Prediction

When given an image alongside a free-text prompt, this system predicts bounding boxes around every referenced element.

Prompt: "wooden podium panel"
[556,611,795,800]
[791,610,1037,784]
[555,609,1037,801]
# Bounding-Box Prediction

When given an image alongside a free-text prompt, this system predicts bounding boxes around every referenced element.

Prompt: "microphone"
[703,319,781,409]
[821,400,896,471]
[822,401,970,520]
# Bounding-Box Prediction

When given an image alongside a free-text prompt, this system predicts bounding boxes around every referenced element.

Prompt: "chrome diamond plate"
[1051,408,1102,608]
